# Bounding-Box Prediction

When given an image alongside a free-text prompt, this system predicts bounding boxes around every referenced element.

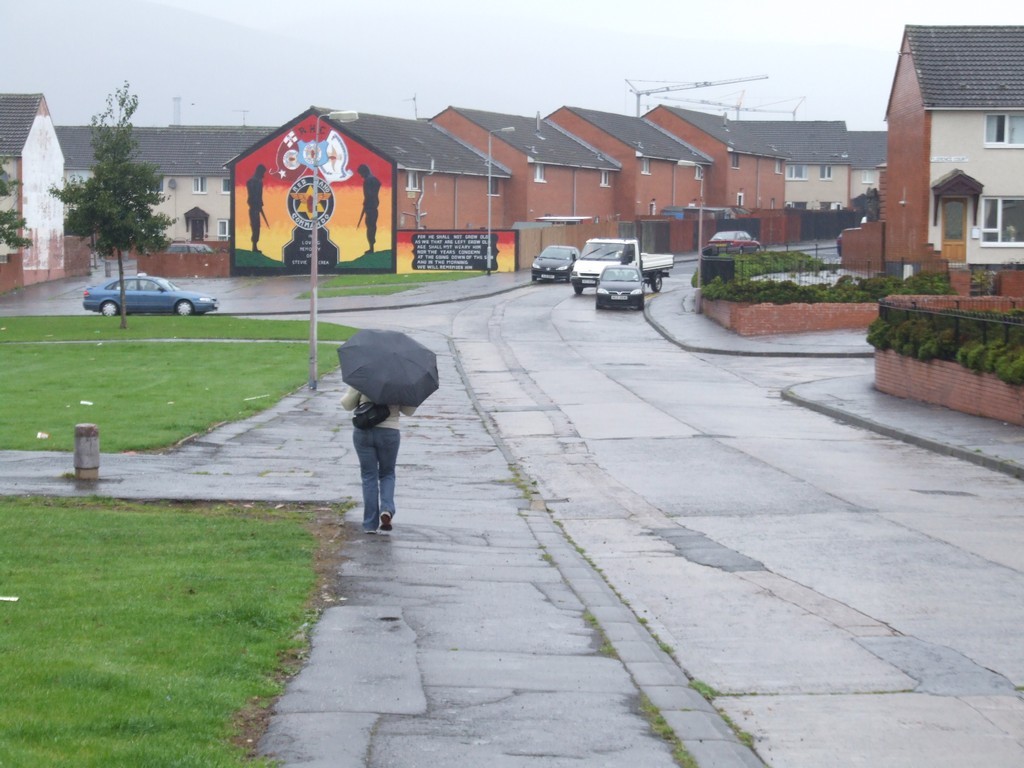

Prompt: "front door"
[190,217,206,242]
[941,197,967,262]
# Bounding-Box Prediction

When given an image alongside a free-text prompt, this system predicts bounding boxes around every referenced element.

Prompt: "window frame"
[730,152,740,170]
[641,157,651,175]
[600,169,610,187]
[217,219,229,240]
[193,176,207,194]
[981,197,1024,245]
[221,177,231,194]
[985,114,1024,147]
[533,163,546,183]
[406,170,421,192]
[819,165,833,181]
[786,163,808,181]
[488,176,500,196]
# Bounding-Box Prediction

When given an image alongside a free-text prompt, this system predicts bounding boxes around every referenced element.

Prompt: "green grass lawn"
[0,496,344,767]
[0,316,357,452]
[314,270,480,298]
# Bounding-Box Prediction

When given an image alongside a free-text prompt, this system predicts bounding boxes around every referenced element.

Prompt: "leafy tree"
[0,170,31,250]
[50,82,172,328]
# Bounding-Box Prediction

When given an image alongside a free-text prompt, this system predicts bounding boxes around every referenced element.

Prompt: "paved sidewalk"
[2,263,1022,767]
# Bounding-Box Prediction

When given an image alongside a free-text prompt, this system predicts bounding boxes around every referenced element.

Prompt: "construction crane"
[626,75,768,116]
[667,94,806,120]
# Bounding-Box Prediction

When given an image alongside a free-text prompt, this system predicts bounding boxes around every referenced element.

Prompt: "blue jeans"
[352,426,401,531]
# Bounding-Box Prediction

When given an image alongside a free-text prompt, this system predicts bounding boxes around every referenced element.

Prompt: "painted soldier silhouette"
[356,163,381,253]
[246,164,267,253]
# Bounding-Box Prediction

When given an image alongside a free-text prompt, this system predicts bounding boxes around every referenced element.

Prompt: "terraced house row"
[2,24,1023,287]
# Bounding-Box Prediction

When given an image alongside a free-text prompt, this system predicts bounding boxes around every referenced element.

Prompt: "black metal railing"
[878,299,1024,348]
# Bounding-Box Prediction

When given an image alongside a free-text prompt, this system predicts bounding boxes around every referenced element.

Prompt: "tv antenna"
[626,75,768,116]
[405,94,419,119]
[234,109,249,126]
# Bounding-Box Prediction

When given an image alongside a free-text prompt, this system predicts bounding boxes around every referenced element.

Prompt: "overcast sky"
[3,0,1013,132]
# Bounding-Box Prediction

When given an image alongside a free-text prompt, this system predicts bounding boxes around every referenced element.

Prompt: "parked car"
[701,231,761,256]
[531,244,579,282]
[166,242,214,253]
[595,265,645,311]
[83,275,219,316]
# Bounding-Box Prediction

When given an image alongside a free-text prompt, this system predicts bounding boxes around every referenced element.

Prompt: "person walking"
[341,386,417,533]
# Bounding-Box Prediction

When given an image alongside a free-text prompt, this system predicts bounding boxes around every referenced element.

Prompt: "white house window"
[534,163,546,183]
[600,170,610,187]
[488,176,500,196]
[786,164,808,180]
[193,176,207,194]
[861,170,876,184]
[982,198,1024,243]
[985,114,1024,146]
[221,177,230,194]
[774,159,783,174]
[819,165,833,181]
[736,192,745,207]
[217,219,229,240]
[406,170,420,191]
[730,152,740,169]
[695,165,704,180]
[641,157,651,175]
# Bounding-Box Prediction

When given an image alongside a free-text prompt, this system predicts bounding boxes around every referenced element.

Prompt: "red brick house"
[339,112,510,232]
[885,25,1024,266]
[644,105,787,211]
[546,106,711,219]
[431,107,620,226]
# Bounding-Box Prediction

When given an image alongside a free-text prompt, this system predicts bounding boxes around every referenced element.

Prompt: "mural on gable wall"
[231,114,394,275]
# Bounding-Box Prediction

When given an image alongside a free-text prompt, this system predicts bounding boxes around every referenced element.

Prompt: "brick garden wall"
[883,295,1024,312]
[702,299,878,336]
[142,246,231,278]
[875,350,1024,426]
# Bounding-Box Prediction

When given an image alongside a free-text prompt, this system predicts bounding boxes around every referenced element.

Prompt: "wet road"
[329,267,1024,767]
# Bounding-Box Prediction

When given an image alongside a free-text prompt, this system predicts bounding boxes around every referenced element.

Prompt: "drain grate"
[911,489,977,497]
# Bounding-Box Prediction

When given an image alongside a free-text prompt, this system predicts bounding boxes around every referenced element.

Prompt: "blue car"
[83,275,219,316]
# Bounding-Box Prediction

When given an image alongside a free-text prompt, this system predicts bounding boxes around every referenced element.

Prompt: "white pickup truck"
[569,238,673,295]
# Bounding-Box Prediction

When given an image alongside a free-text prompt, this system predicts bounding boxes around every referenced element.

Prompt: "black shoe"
[379,512,393,531]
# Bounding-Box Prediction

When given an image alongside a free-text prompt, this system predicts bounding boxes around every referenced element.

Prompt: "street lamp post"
[486,126,515,275]
[309,109,358,391]
[679,160,706,307]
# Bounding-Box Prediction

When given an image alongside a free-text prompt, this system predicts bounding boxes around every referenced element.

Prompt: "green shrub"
[866,317,892,350]
[700,272,953,305]
[876,316,1024,387]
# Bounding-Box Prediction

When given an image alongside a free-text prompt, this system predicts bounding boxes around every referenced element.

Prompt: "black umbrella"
[337,329,439,406]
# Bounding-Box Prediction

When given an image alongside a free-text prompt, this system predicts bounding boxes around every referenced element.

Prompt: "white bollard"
[74,423,100,481]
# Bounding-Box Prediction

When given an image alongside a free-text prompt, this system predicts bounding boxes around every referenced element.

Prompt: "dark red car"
[702,230,761,256]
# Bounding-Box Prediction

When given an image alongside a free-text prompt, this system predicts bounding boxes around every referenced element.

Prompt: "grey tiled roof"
[337,112,509,177]
[55,125,274,175]
[847,131,887,169]
[444,108,621,171]
[738,120,850,164]
[906,25,1024,109]
[558,106,712,164]
[0,93,43,157]
[655,106,787,158]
